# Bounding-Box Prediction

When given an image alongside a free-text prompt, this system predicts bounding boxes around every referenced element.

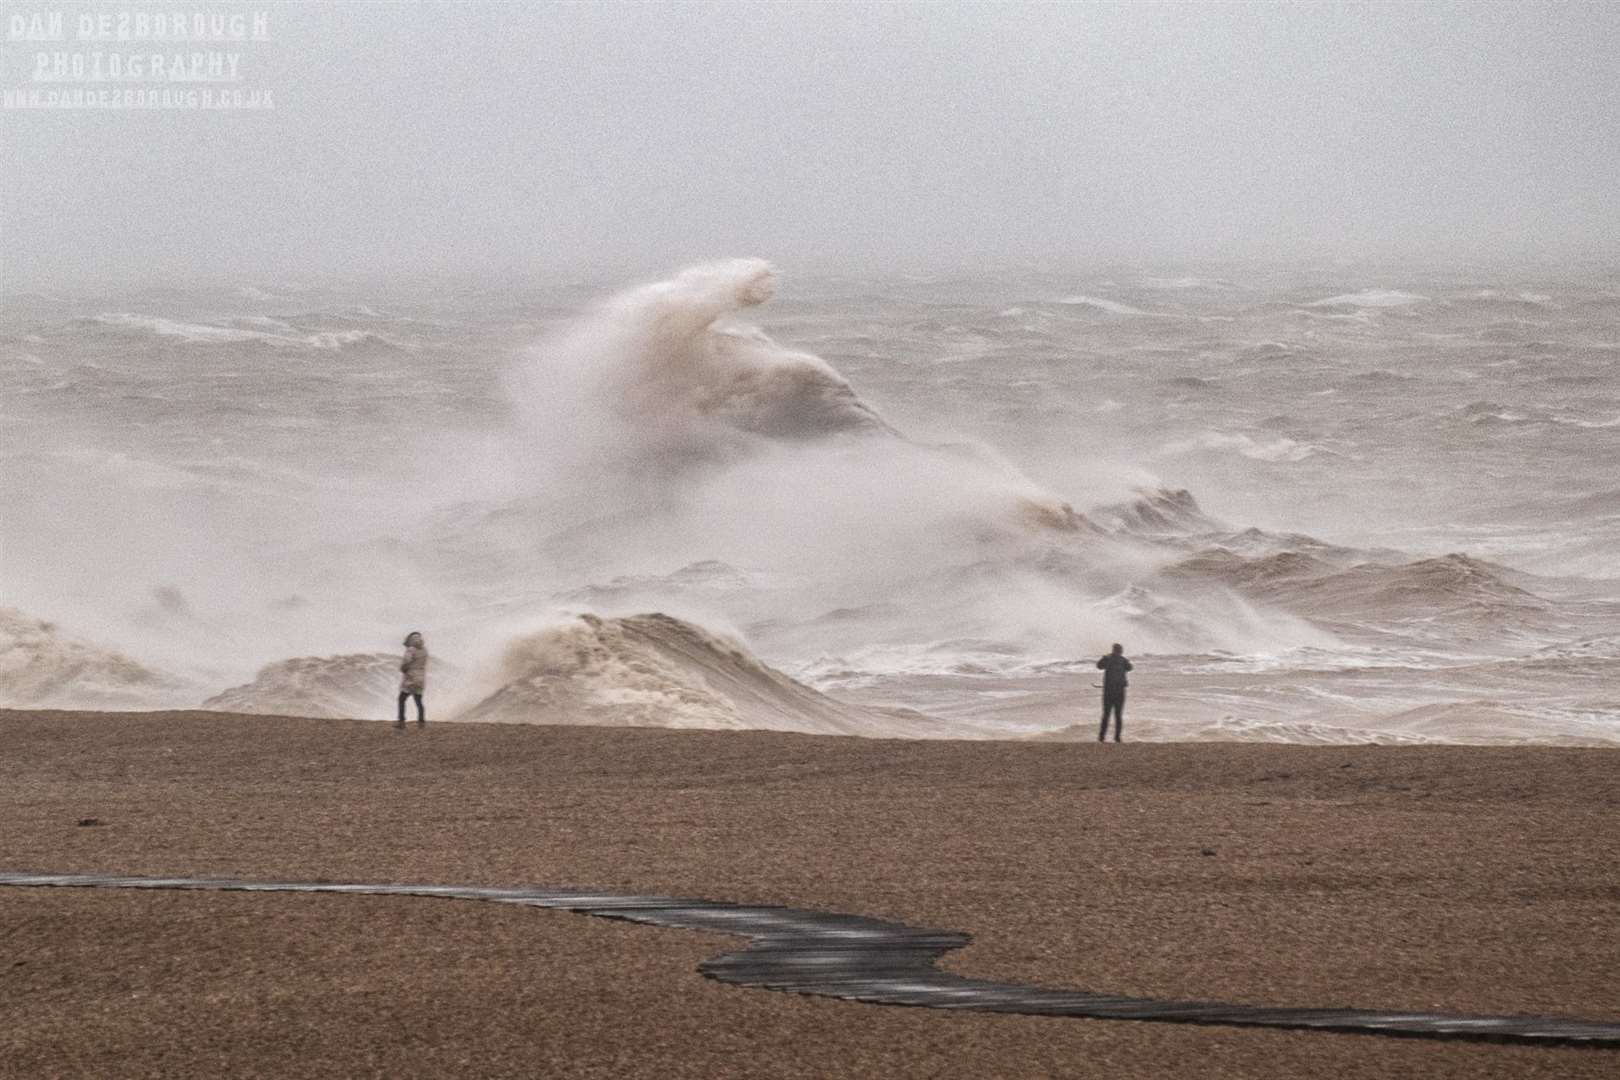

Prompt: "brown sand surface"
[2,709,1617,1078]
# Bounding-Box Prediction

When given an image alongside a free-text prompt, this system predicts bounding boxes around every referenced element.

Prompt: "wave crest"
[201,653,406,719]
[0,606,184,708]
[458,612,933,736]
[514,260,893,484]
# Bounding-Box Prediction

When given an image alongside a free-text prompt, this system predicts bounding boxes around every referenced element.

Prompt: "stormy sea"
[4,259,1617,744]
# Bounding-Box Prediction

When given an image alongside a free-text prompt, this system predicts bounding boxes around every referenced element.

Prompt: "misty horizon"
[4,1,1619,290]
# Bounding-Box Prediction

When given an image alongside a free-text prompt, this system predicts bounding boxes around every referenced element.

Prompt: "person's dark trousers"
[1099,691,1124,742]
[397,691,425,725]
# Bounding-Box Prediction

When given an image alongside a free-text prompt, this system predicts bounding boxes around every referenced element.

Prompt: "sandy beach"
[1,709,1617,1078]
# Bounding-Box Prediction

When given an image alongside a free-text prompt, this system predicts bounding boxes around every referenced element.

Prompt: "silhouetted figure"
[396,631,428,729]
[1096,643,1131,742]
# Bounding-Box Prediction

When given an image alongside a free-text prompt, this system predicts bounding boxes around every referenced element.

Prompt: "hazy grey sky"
[3,0,1617,288]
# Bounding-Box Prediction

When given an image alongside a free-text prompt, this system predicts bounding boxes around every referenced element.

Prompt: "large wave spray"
[11,262,1609,743]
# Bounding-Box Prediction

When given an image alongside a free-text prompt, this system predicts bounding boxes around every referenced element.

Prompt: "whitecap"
[1053,295,1148,315]
[1305,289,1427,308]
[95,313,282,343]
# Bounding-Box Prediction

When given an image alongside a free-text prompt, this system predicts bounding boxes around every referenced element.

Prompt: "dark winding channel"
[4,871,1618,1048]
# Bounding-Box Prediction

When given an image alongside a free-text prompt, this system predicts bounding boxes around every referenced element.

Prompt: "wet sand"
[2,709,1617,1078]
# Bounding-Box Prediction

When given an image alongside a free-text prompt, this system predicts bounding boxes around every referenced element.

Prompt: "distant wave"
[1304,289,1427,308]
[14,447,315,496]
[1054,294,1149,315]
[555,560,758,608]
[1159,431,1321,462]
[1344,369,1419,384]
[1465,410,1574,428]
[1166,551,1561,647]
[1466,289,1556,307]
[90,314,398,350]
[1238,341,1311,361]
[1553,414,1620,430]
[1557,490,1620,518]
[795,638,1034,685]
[1179,550,1530,602]
[1139,276,1232,290]
[1459,400,1537,425]
[1496,636,1620,668]
[94,313,276,343]
[302,329,395,350]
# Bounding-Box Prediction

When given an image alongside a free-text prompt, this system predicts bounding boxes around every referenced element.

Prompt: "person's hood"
[404,632,424,648]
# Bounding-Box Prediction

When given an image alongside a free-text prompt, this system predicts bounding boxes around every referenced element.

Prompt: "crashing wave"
[514,259,893,475]
[513,259,1088,523]
[0,606,185,708]
[200,653,416,719]
[484,258,1099,634]
[457,612,938,737]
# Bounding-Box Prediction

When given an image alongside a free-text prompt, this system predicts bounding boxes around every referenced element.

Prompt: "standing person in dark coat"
[1096,643,1131,742]
[396,631,428,730]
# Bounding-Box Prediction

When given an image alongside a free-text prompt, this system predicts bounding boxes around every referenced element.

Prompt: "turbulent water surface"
[3,261,1618,743]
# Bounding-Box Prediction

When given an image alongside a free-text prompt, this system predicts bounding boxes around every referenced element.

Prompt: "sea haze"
[3,260,1617,744]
